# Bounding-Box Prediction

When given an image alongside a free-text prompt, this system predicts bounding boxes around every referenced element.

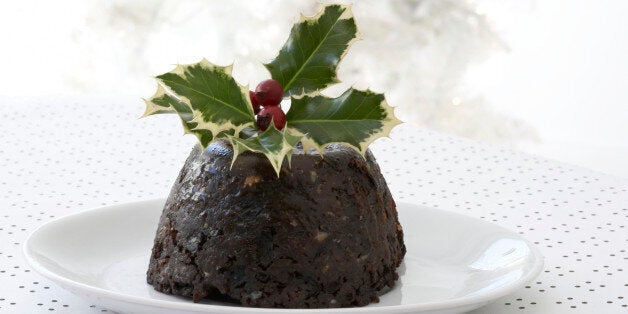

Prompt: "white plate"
[23,199,543,314]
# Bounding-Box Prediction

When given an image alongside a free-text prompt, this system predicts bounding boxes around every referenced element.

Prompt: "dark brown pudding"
[147,141,405,308]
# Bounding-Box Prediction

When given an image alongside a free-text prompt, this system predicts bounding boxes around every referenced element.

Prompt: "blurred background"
[0,0,626,177]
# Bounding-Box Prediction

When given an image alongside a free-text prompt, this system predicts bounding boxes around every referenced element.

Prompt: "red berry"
[256,106,286,131]
[255,79,283,107]
[249,91,261,114]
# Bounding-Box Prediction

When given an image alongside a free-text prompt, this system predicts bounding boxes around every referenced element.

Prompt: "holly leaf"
[143,84,214,147]
[228,125,303,177]
[141,85,176,117]
[154,59,255,143]
[286,88,401,154]
[264,4,358,97]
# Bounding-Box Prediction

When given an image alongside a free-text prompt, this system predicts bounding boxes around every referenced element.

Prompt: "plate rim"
[23,199,544,313]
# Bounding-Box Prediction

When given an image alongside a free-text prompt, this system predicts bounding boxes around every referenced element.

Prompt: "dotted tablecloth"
[0,96,626,313]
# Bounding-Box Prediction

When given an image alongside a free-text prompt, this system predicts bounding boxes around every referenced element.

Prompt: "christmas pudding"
[142,4,404,308]
[146,142,405,307]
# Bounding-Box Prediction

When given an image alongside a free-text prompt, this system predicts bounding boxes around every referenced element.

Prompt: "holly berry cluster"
[250,79,286,131]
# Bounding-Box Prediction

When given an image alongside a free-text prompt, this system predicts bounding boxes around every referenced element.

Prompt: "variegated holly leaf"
[153,59,255,143]
[286,88,401,154]
[228,125,303,176]
[141,85,176,116]
[143,84,214,147]
[264,4,358,97]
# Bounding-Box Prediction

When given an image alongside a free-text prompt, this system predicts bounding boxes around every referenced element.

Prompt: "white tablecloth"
[1,96,626,313]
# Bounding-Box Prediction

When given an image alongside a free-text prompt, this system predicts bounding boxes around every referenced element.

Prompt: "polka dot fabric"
[0,96,626,313]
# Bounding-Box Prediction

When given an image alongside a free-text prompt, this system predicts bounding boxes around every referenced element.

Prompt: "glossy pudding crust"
[147,141,405,308]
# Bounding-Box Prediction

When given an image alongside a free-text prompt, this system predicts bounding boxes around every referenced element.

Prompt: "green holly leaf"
[154,59,255,143]
[228,125,303,177]
[141,85,176,117]
[264,4,358,97]
[286,88,401,154]
[143,84,214,147]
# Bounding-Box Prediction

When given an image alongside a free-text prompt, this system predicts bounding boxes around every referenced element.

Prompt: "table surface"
[0,96,627,313]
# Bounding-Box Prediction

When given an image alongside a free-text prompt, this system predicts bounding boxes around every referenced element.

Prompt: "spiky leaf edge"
[228,124,303,176]
[286,89,402,156]
[143,84,217,146]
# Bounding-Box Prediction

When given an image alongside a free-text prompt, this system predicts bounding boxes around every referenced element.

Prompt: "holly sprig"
[143,4,401,176]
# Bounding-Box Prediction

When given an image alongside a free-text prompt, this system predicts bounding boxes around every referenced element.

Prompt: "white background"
[0,0,626,177]
[471,0,628,178]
